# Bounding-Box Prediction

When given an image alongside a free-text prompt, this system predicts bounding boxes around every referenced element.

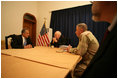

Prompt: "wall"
[1,1,38,40]
[1,1,91,44]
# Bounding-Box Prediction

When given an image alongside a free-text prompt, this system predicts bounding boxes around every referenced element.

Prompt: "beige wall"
[1,1,38,40]
[1,1,91,43]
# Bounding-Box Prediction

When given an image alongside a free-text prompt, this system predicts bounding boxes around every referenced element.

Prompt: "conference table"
[1,46,82,78]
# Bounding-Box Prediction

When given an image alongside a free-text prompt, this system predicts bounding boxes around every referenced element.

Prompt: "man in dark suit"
[51,31,69,47]
[81,1,117,78]
[11,28,34,49]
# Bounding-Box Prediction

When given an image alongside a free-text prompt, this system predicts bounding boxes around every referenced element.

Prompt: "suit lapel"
[19,35,23,46]
[89,24,117,66]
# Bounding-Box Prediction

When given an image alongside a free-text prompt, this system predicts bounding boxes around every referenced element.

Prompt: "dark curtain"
[50,4,110,47]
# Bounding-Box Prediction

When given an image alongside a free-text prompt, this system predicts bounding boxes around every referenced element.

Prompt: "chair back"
[5,34,16,49]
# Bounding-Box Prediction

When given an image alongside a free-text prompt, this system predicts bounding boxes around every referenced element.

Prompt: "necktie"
[101,29,110,44]
[24,39,27,46]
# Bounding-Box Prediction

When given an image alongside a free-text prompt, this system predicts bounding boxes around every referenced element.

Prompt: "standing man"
[81,1,117,78]
[66,23,99,77]
[11,28,34,49]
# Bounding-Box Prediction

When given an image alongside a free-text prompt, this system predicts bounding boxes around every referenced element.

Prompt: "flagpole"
[44,17,46,26]
[43,17,50,47]
[44,17,47,47]
[44,17,47,32]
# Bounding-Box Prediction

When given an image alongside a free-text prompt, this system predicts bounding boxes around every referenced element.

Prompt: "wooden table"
[1,46,82,78]
[1,55,69,78]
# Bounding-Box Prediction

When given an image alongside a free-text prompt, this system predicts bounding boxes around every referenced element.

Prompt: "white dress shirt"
[22,36,26,46]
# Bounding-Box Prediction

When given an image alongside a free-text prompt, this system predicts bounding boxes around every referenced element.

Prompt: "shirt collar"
[22,35,25,40]
[108,15,117,32]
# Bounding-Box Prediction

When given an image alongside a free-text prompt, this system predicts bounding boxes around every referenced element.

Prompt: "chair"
[5,34,16,49]
[1,40,5,49]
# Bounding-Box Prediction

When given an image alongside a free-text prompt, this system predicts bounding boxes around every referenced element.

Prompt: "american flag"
[37,23,50,46]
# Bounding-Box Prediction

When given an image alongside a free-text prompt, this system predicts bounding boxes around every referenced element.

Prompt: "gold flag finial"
[44,17,46,24]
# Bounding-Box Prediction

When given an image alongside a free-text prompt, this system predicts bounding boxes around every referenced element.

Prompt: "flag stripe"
[43,34,48,46]
[37,22,50,46]
[37,37,41,46]
[45,34,50,46]
[37,33,50,46]
[38,35,43,46]
[40,35,44,46]
[45,33,50,43]
[41,35,46,46]
[38,35,41,46]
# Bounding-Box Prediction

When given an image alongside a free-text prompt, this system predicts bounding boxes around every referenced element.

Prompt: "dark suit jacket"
[11,35,34,49]
[51,35,69,47]
[81,23,117,78]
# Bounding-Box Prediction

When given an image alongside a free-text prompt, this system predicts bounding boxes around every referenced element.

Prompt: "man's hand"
[24,44,32,49]
[66,45,72,52]
[53,37,58,43]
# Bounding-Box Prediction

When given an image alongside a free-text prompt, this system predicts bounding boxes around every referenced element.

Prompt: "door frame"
[23,13,36,46]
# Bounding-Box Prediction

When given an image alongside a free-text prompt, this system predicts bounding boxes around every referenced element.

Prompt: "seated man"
[51,31,69,47]
[11,28,34,49]
[66,23,99,77]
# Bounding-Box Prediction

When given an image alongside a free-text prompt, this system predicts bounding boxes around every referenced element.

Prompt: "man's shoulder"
[16,35,22,39]
[81,31,92,36]
[11,34,22,40]
[60,35,65,39]
[13,34,21,37]
[80,31,93,39]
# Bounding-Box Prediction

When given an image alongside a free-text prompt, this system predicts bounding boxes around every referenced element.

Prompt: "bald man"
[81,1,117,78]
[51,31,69,47]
